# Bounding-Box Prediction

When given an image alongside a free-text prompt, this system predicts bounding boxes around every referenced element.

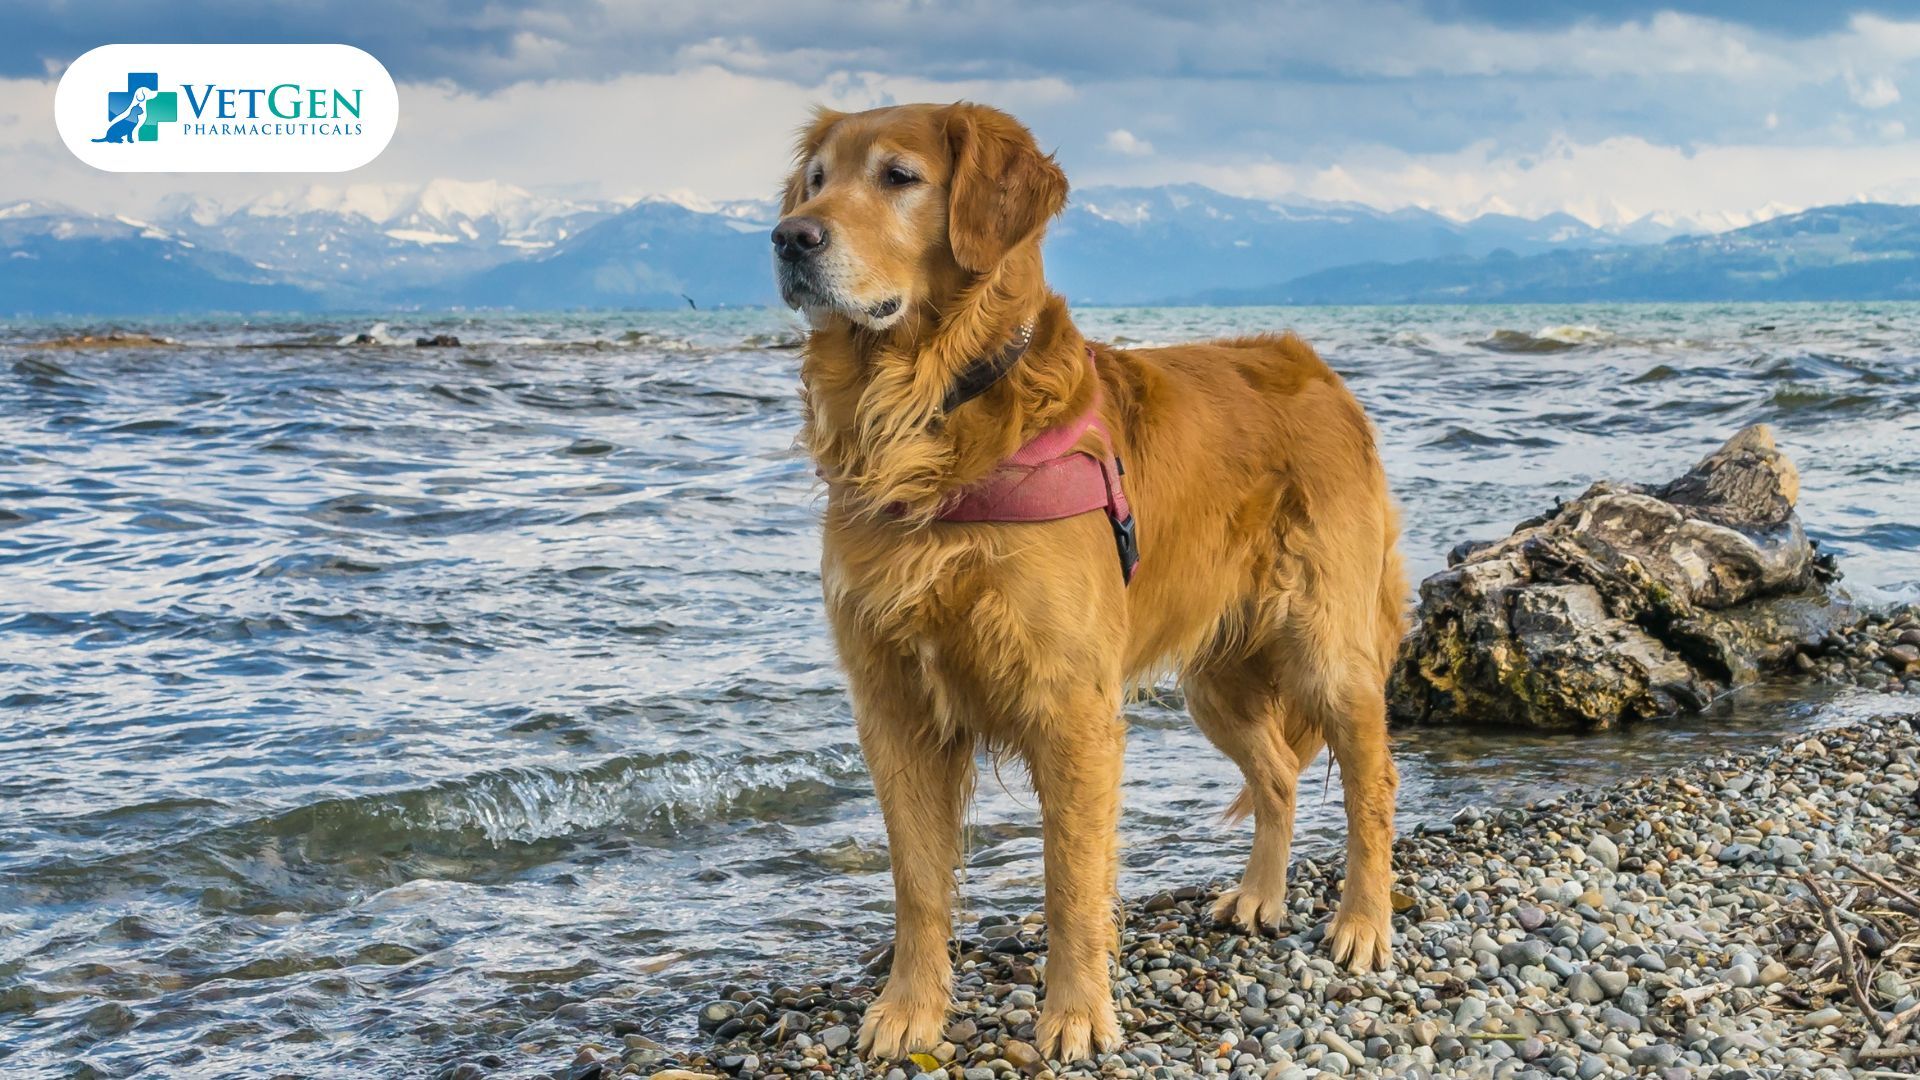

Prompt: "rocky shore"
[564,711,1920,1080]
[1791,605,1920,695]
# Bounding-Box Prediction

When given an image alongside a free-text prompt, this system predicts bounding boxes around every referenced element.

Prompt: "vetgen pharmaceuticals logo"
[56,44,397,172]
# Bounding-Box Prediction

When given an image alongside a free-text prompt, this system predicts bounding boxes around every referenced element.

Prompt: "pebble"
[1585,834,1620,871]
[1498,938,1549,968]
[649,712,1920,1079]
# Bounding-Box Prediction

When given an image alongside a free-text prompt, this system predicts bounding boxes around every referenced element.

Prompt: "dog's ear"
[779,107,846,215]
[943,103,1068,273]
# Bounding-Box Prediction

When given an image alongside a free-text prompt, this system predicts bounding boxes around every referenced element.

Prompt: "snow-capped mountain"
[4,179,1853,315]
[1248,202,1920,305]
[155,179,620,299]
[0,200,319,316]
[429,195,779,310]
[428,183,1681,311]
[1047,184,1660,305]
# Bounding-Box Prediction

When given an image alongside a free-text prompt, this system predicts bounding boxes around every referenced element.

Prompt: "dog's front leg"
[1027,703,1125,1063]
[855,709,974,1059]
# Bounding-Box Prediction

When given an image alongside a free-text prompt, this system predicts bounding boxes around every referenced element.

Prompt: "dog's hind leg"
[1272,613,1398,974]
[1186,648,1324,932]
[1316,674,1397,972]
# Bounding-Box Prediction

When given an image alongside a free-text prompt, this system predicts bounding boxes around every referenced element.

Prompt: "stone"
[698,1001,739,1032]
[1802,1006,1844,1027]
[1389,425,1840,729]
[1002,1039,1042,1070]
[1593,969,1631,998]
[1628,1044,1678,1068]
[1586,835,1621,872]
[1500,939,1551,968]
[1567,972,1605,1005]
[1598,1007,1640,1033]
[1319,1030,1365,1066]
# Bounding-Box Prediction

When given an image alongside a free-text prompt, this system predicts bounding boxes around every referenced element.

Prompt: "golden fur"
[775,102,1407,1063]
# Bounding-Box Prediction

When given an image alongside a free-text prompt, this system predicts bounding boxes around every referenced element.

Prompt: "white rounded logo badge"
[55,44,398,172]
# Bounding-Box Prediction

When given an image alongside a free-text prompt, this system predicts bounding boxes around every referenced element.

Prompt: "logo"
[95,73,177,143]
[56,44,397,172]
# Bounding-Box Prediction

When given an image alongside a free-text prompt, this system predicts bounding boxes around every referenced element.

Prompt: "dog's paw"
[1034,997,1121,1064]
[857,995,946,1059]
[1209,885,1288,934]
[1326,907,1393,973]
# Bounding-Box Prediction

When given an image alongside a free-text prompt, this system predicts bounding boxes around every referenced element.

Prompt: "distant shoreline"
[11,297,1920,326]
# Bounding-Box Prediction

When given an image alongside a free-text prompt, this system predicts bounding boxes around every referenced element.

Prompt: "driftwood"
[1390,424,1841,730]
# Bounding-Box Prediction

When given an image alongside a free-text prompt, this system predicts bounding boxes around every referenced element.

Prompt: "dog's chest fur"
[820,506,1128,735]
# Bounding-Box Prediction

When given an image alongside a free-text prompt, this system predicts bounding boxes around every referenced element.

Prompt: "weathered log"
[1389,424,1842,730]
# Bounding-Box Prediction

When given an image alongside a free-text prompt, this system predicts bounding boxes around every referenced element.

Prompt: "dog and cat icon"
[93,73,176,143]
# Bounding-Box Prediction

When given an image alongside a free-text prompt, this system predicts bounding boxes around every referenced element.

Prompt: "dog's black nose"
[772,216,828,262]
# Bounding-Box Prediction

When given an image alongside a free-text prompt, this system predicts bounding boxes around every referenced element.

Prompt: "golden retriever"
[772,102,1405,1063]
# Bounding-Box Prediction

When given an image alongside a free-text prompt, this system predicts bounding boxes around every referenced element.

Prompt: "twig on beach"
[1846,858,1920,917]
[1802,872,1892,1039]
[1884,1000,1920,1048]
[1667,982,1728,1015]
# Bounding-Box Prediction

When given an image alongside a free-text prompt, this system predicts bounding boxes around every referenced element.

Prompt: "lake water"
[2,303,1916,1078]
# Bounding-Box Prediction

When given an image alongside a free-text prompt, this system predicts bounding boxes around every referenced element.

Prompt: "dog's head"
[772,103,1068,332]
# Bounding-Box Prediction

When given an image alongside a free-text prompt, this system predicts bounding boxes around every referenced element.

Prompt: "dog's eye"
[884,165,920,187]
[807,168,823,192]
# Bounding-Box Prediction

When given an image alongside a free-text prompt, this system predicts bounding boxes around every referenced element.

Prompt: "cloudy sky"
[6,0,1920,225]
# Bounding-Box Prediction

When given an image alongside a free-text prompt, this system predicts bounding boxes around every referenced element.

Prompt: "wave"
[1766,382,1881,413]
[273,745,868,848]
[1474,324,1615,353]
[17,745,871,905]
[335,322,407,346]
[616,329,698,351]
[738,330,805,350]
[1422,426,1559,450]
[13,331,179,350]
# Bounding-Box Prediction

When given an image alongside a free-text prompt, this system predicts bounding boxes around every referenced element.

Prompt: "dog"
[773,102,1405,1063]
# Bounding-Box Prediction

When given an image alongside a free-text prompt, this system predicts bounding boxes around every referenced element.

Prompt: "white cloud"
[1847,70,1903,109]
[1103,129,1153,156]
[1114,132,1920,229]
[0,68,1077,215]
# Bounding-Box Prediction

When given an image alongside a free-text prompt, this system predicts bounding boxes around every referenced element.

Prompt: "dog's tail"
[1222,786,1254,823]
[1374,512,1409,683]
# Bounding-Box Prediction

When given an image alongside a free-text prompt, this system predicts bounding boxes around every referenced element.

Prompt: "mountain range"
[1239,202,1920,304]
[5,178,1918,315]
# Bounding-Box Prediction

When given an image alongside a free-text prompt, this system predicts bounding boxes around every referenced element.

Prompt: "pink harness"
[933,349,1140,583]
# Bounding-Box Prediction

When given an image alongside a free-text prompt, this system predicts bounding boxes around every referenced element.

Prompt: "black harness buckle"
[1110,512,1139,585]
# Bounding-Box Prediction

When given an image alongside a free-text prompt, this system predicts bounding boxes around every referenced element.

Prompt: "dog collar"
[940,320,1035,413]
